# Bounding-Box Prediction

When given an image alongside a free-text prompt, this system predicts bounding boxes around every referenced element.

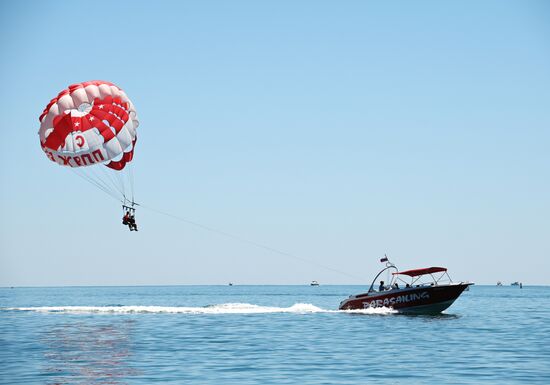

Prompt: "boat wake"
[3,303,396,315]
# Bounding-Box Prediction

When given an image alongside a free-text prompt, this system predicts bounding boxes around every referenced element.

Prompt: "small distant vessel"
[310,281,319,286]
[228,283,233,286]
[497,281,502,286]
[339,258,473,314]
[511,282,519,286]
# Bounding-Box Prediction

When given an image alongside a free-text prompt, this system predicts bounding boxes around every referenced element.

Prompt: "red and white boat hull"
[339,282,473,314]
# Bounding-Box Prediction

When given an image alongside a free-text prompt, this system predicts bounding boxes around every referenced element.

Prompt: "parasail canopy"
[38,80,139,171]
[38,80,140,205]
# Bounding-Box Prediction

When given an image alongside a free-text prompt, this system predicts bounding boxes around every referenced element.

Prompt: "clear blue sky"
[0,0,549,286]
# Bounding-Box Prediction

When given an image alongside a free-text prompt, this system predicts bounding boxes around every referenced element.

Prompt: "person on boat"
[406,283,411,288]
[379,281,385,291]
[392,282,399,290]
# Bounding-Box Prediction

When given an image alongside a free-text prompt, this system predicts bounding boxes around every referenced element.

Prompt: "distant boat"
[496,281,502,286]
[228,283,233,286]
[310,281,319,286]
[511,282,519,286]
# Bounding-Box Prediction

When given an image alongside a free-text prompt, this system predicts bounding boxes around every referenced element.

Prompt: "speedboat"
[339,258,473,314]
[310,281,319,286]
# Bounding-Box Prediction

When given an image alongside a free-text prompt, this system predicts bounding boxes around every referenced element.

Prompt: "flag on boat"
[380,256,388,263]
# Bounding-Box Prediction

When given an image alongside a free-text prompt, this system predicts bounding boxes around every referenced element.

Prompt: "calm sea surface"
[1,285,549,384]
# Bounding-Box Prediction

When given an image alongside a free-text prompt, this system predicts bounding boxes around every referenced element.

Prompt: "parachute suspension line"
[96,166,125,200]
[70,168,121,203]
[114,170,131,205]
[128,163,135,205]
[70,169,108,197]
[115,167,126,193]
[72,169,107,198]
[104,166,124,196]
[118,162,133,206]
[88,166,124,201]
[138,204,364,282]
[106,163,135,207]
[82,170,120,202]
[81,167,115,197]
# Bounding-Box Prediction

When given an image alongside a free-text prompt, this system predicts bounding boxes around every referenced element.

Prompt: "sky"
[0,0,549,286]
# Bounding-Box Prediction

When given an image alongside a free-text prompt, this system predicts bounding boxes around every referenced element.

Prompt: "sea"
[1,285,549,384]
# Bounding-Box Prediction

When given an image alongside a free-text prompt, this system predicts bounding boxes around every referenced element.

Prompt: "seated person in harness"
[122,207,138,231]
[128,213,138,231]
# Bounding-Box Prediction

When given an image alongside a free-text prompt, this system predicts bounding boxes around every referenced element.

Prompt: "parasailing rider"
[122,211,130,226]
[122,206,138,231]
[128,212,138,231]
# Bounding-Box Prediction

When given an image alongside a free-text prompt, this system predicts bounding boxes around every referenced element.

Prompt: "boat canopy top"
[393,267,447,277]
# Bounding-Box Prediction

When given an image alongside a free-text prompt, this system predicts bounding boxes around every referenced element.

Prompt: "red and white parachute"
[39,80,139,205]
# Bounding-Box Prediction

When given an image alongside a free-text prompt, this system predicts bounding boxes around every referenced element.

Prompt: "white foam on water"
[340,307,397,315]
[3,303,396,315]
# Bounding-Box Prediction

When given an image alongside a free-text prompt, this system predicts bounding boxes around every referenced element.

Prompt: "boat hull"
[339,283,472,314]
